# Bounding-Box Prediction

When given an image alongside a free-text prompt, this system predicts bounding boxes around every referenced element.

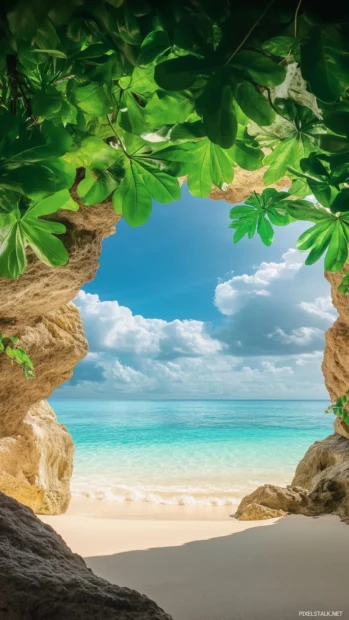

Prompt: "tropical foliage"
[1,1,349,385]
[0,333,35,378]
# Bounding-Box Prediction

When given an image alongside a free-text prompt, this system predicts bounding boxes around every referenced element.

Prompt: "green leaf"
[198,69,237,148]
[77,150,125,206]
[262,36,296,57]
[72,84,112,116]
[257,213,274,246]
[118,91,145,134]
[233,81,275,126]
[231,50,286,86]
[301,25,349,103]
[143,91,195,129]
[154,56,208,91]
[113,162,152,227]
[133,160,181,203]
[324,221,348,271]
[229,188,291,245]
[284,200,331,222]
[32,48,67,59]
[264,136,300,184]
[0,193,69,279]
[323,103,349,138]
[136,30,171,66]
[229,139,264,171]
[331,189,349,214]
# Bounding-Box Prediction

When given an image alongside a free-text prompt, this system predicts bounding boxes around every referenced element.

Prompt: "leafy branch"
[0,334,35,378]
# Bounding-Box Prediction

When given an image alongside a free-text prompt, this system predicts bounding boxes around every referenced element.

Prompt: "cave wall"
[0,196,120,514]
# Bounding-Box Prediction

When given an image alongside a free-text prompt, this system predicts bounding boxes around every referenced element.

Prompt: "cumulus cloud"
[214,247,332,357]
[214,249,303,316]
[267,327,324,345]
[299,296,337,323]
[75,291,223,359]
[56,288,327,399]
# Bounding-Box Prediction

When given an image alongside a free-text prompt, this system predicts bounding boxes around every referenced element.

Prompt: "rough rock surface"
[237,435,349,521]
[0,492,172,620]
[0,184,120,514]
[0,401,73,515]
[236,484,309,520]
[237,503,286,520]
[322,269,349,404]
[334,417,349,440]
[209,167,290,204]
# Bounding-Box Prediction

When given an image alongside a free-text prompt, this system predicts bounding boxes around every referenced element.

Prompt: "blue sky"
[55,186,334,400]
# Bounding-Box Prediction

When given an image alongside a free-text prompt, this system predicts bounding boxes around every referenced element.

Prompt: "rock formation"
[0,188,120,514]
[209,167,290,204]
[0,492,172,620]
[237,268,349,521]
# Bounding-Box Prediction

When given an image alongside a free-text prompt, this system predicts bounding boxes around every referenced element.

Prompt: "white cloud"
[75,291,223,358]
[60,288,328,399]
[299,296,336,323]
[214,249,303,315]
[267,326,323,345]
[295,351,323,366]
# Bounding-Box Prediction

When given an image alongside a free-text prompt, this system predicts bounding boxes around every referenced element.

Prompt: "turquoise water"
[51,399,332,507]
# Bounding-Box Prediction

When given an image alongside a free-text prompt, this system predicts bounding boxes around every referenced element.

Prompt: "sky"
[55,186,335,400]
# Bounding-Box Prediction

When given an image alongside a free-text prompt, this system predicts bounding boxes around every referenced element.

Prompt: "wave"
[72,483,242,507]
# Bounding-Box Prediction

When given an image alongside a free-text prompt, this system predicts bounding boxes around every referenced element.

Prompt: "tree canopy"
[1,0,349,293]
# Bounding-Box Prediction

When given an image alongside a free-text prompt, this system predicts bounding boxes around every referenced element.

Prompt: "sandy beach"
[42,498,349,620]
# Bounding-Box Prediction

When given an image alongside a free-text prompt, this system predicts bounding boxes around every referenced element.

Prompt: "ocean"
[50,399,333,509]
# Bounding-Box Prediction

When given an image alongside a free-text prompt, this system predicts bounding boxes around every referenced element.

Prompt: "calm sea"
[50,399,332,508]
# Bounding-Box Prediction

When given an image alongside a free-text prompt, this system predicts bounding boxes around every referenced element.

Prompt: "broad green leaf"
[323,103,349,137]
[7,123,72,163]
[113,163,152,227]
[209,144,234,187]
[264,136,300,184]
[257,213,274,246]
[262,36,296,57]
[133,160,181,202]
[229,140,264,171]
[137,30,171,66]
[118,91,145,134]
[301,25,349,103]
[284,200,332,222]
[200,71,237,148]
[231,50,286,86]
[234,81,274,127]
[154,56,208,91]
[0,194,68,279]
[143,91,195,129]
[73,84,112,116]
[77,150,125,205]
[324,221,349,271]
[331,189,349,213]
[27,189,77,217]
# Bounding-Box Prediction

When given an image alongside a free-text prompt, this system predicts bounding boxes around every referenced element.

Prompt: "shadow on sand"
[86,515,349,620]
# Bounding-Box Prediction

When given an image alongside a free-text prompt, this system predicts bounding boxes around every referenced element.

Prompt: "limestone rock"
[322,270,349,403]
[0,492,172,620]
[334,416,349,440]
[236,484,309,520]
[209,167,290,204]
[0,303,87,433]
[0,174,119,515]
[0,401,73,515]
[292,434,349,520]
[237,502,286,520]
[0,303,86,514]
